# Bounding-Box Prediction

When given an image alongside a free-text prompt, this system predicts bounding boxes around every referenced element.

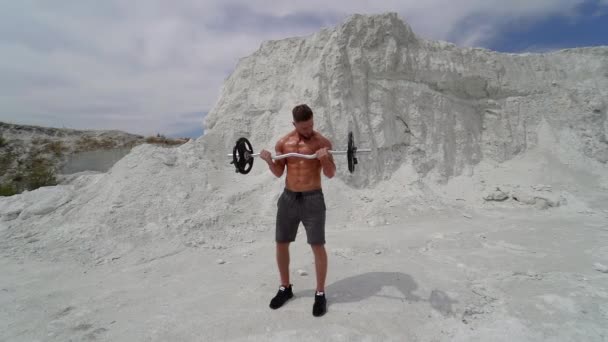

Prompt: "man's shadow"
[294,272,457,316]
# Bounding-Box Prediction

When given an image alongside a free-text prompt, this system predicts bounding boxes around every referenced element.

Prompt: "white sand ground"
[2,196,607,341]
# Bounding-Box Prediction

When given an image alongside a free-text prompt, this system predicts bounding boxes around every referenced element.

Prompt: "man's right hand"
[260,149,273,163]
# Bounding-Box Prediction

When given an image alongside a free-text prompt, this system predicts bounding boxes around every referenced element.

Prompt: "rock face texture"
[204,13,608,184]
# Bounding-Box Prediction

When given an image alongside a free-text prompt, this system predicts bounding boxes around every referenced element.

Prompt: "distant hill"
[0,121,190,196]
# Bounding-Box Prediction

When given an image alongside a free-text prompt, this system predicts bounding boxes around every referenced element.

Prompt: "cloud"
[0,0,604,136]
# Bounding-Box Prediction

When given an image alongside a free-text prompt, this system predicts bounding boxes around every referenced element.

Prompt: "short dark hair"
[292,104,313,122]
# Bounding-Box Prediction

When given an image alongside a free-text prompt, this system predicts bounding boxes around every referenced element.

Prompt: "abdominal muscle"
[286,159,322,191]
[283,135,322,192]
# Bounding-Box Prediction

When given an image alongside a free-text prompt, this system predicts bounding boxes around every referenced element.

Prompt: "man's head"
[292,104,314,139]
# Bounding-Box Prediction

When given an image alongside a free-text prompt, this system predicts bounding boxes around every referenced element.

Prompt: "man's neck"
[296,131,315,141]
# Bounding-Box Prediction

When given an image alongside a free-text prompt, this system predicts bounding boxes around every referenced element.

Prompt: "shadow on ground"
[294,272,457,316]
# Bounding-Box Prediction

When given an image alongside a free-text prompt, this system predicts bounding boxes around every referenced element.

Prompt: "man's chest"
[284,138,321,155]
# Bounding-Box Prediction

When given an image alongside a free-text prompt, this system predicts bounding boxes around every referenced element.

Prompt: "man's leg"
[311,243,328,316]
[270,242,294,309]
[301,190,328,316]
[311,244,327,292]
[276,242,291,286]
[270,190,299,310]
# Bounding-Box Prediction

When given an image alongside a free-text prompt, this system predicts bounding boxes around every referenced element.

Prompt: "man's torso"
[279,131,327,192]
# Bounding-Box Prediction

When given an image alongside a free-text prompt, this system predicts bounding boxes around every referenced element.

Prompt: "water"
[60,147,133,174]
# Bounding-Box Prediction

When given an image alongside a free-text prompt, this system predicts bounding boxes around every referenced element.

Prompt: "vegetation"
[0,183,17,196]
[0,147,17,175]
[145,133,189,146]
[44,141,67,156]
[23,157,57,190]
[1,139,60,196]
[0,131,189,197]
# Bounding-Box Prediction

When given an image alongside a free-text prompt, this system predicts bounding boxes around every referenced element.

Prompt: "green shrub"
[24,158,57,191]
[0,149,17,174]
[0,183,17,196]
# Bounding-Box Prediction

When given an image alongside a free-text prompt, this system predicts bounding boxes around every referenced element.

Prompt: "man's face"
[293,118,314,139]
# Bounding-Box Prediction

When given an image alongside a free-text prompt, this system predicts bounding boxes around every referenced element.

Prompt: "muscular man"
[260,104,336,317]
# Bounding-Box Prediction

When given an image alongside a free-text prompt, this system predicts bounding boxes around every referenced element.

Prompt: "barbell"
[228,131,371,174]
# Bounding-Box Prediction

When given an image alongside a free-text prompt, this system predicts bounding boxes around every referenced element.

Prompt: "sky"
[1,1,607,138]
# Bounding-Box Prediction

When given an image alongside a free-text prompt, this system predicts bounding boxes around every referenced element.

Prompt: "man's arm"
[318,139,336,179]
[266,139,287,178]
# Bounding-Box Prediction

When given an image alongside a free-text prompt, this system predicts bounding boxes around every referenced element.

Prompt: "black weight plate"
[233,137,254,174]
[347,131,355,173]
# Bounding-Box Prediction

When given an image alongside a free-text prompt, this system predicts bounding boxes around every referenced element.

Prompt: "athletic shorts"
[276,188,326,245]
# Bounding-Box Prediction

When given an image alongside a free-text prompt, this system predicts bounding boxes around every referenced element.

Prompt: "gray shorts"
[276,188,326,245]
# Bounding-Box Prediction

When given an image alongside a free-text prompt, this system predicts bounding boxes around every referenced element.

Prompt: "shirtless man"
[260,104,336,317]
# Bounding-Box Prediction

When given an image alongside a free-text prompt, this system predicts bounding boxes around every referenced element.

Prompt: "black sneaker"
[269,284,293,309]
[312,292,327,317]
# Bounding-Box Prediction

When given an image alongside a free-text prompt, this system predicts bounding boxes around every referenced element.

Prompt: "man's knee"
[310,243,326,252]
[277,242,291,249]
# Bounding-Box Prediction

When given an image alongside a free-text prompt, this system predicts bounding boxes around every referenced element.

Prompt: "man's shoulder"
[314,132,332,147]
[278,131,295,142]
[275,131,295,149]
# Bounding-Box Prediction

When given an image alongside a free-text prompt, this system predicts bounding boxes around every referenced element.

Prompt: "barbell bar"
[228,131,371,174]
